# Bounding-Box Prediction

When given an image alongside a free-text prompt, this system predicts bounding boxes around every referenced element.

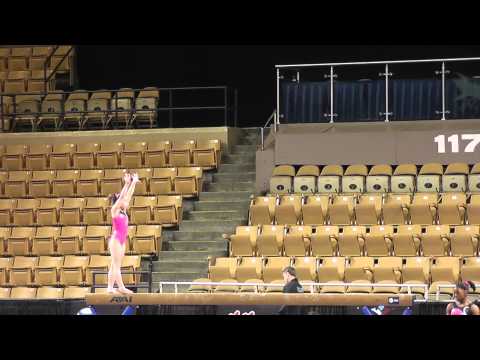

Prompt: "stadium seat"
[429,256,460,299]
[337,226,366,256]
[10,287,37,299]
[25,144,52,170]
[293,165,319,194]
[249,196,276,225]
[77,170,103,196]
[13,198,39,226]
[284,225,312,256]
[73,143,99,169]
[86,255,110,285]
[60,255,90,286]
[32,226,61,255]
[131,224,162,255]
[0,287,11,299]
[132,168,152,195]
[168,140,195,167]
[34,256,64,286]
[417,163,443,193]
[121,255,141,285]
[372,257,402,294]
[294,257,317,281]
[382,194,411,225]
[57,226,85,255]
[135,87,159,128]
[0,227,11,256]
[468,163,480,193]
[443,163,469,192]
[36,287,64,299]
[97,142,123,169]
[392,225,422,256]
[64,92,87,129]
[130,196,156,224]
[121,142,146,169]
[193,139,221,169]
[451,225,479,256]
[262,257,291,283]
[460,257,480,291]
[50,144,75,170]
[301,195,330,225]
[84,197,109,225]
[209,257,238,282]
[29,170,55,197]
[11,47,32,57]
[366,164,393,193]
[100,169,126,196]
[52,170,79,197]
[328,195,356,225]
[256,225,285,256]
[188,278,213,293]
[311,226,339,256]
[111,91,134,129]
[364,225,394,256]
[421,225,450,256]
[144,141,170,168]
[84,94,112,129]
[150,167,176,195]
[14,97,42,131]
[59,198,85,225]
[83,226,110,255]
[275,195,302,225]
[7,227,36,256]
[153,196,181,227]
[174,167,202,197]
[437,192,466,225]
[317,165,343,194]
[235,257,263,283]
[10,256,38,286]
[342,164,368,193]
[354,194,383,225]
[229,226,258,257]
[0,199,15,226]
[4,170,30,197]
[391,164,417,193]
[467,194,480,224]
[318,257,346,293]
[2,144,27,170]
[63,286,91,299]
[409,193,439,225]
[344,257,373,293]
[36,198,62,226]
[270,165,295,194]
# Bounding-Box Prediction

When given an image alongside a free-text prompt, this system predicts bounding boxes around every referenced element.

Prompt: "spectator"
[279,266,303,315]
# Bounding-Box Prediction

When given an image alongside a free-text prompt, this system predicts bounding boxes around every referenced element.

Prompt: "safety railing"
[44,45,75,93]
[275,57,480,123]
[260,110,278,151]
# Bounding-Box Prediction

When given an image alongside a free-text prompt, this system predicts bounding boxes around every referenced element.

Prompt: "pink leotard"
[112,212,128,246]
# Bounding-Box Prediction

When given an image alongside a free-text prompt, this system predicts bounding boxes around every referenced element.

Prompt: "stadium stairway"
[144,128,259,292]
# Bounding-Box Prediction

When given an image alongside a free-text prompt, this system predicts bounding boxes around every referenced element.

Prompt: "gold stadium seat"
[7,227,36,256]
[451,226,479,257]
[131,168,152,196]
[153,196,181,227]
[50,143,75,170]
[228,226,258,257]
[0,227,11,256]
[29,170,55,197]
[318,257,346,294]
[354,194,383,225]
[364,225,394,256]
[36,198,62,226]
[27,79,47,93]
[409,193,439,225]
[310,225,339,256]
[294,257,317,282]
[317,165,343,194]
[14,97,42,131]
[0,170,6,195]
[144,141,170,168]
[301,195,330,225]
[0,257,12,285]
[284,225,312,256]
[0,288,10,298]
[77,170,103,196]
[174,167,202,198]
[8,54,29,71]
[13,198,39,226]
[342,164,368,193]
[100,169,126,196]
[2,144,27,171]
[111,91,134,129]
[150,168,176,195]
[417,163,443,193]
[421,225,450,256]
[262,257,291,283]
[57,226,85,255]
[121,255,141,285]
[25,144,52,170]
[249,196,276,225]
[209,257,238,282]
[275,195,302,225]
[36,287,64,299]
[0,199,16,226]
[4,79,26,93]
[429,257,460,299]
[8,70,30,81]
[328,194,356,225]
[270,165,295,194]
[60,255,90,286]
[126,225,137,253]
[188,278,212,293]
[120,142,146,169]
[193,139,221,169]
[86,255,110,285]
[366,164,393,193]
[83,226,110,255]
[130,196,156,224]
[391,164,417,193]
[4,170,30,197]
[235,257,263,283]
[294,165,319,194]
[34,256,64,286]
[97,142,123,169]
[168,140,195,167]
[135,88,159,128]
[32,226,61,256]
[460,257,480,291]
[437,192,467,225]
[443,163,469,192]
[382,194,411,225]
[10,256,38,286]
[214,279,240,293]
[84,197,109,225]
[11,47,32,57]
[10,287,37,299]
[256,225,285,256]
[372,257,402,294]
[344,257,373,293]
[467,194,480,225]
[64,92,88,129]
[337,226,366,256]
[59,197,85,225]
[468,163,480,193]
[131,224,161,255]
[73,143,100,169]
[392,225,422,256]
[84,95,112,129]
[63,286,91,299]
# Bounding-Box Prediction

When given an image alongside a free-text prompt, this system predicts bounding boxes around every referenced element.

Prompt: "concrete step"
[167,240,227,252]
[218,163,255,173]
[243,127,261,136]
[152,260,208,272]
[187,210,245,221]
[180,219,244,233]
[213,172,256,182]
[233,144,257,152]
[222,154,255,164]
[162,230,225,242]
[152,272,207,282]
[200,191,253,201]
[158,250,227,260]
[194,200,250,211]
[207,181,255,192]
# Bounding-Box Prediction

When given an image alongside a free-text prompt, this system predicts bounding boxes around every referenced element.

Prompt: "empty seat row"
[270,163,480,194]
[0,196,181,227]
[193,256,474,298]
[0,168,202,198]
[225,224,480,257]
[0,225,161,256]
[0,46,73,72]
[249,193,480,225]
[0,140,220,170]
[0,255,140,287]
[0,286,91,300]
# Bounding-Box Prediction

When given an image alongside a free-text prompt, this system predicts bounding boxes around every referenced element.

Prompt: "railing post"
[436,61,451,120]
[379,63,393,122]
[168,90,173,128]
[261,127,264,151]
[276,68,280,125]
[324,66,337,123]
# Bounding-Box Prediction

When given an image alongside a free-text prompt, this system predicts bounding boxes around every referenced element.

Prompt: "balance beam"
[85,293,414,306]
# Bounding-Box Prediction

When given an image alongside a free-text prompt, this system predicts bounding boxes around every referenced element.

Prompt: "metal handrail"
[260,110,277,151]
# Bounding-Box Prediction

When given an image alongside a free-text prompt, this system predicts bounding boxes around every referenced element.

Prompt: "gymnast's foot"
[118,287,134,295]
[107,288,120,294]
